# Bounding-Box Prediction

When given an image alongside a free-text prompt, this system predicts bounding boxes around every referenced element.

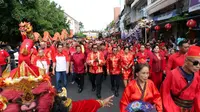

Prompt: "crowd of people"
[0,35,200,112]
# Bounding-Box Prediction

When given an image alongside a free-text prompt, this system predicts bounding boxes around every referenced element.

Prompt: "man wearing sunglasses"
[161,45,200,111]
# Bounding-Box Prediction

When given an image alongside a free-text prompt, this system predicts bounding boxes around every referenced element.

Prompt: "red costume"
[167,52,186,70]
[161,46,200,112]
[107,53,121,75]
[149,53,165,89]
[136,52,149,64]
[161,67,200,112]
[86,51,105,74]
[120,53,134,80]
[120,80,163,112]
[70,99,102,112]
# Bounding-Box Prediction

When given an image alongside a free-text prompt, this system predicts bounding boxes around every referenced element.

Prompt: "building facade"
[64,13,80,35]
[115,0,200,42]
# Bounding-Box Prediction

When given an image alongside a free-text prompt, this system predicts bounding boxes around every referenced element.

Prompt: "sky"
[53,0,124,31]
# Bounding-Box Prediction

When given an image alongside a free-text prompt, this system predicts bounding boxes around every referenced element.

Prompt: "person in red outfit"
[33,49,50,74]
[161,45,200,112]
[167,40,189,71]
[86,44,106,99]
[121,46,134,87]
[107,47,121,97]
[71,45,87,93]
[136,45,149,64]
[120,63,163,112]
[0,46,10,76]
[145,42,152,57]
[149,45,165,89]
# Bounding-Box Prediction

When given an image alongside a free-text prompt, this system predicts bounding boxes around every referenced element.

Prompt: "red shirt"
[136,52,149,64]
[52,51,70,63]
[71,52,86,74]
[107,54,121,75]
[167,52,185,70]
[0,50,9,65]
[33,56,50,65]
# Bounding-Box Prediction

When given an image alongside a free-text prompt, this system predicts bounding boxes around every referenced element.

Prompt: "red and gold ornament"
[154,25,160,31]
[165,23,172,31]
[186,19,197,29]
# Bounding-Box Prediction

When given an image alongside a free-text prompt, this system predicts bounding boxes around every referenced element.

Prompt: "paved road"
[52,74,125,112]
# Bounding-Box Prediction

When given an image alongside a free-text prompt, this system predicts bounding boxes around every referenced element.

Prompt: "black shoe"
[78,88,83,93]
[92,87,96,92]
[96,94,101,99]
[115,91,119,97]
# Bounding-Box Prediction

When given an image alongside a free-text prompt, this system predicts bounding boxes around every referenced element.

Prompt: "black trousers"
[103,65,107,79]
[75,73,85,89]
[110,75,120,91]
[89,73,103,94]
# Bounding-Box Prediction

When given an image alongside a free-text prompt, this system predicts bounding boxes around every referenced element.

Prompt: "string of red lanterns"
[153,19,196,31]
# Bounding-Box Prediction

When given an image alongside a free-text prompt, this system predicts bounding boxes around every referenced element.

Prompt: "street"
[52,74,125,112]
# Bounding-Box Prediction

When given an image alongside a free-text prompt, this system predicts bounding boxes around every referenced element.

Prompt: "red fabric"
[69,47,76,56]
[0,50,9,65]
[44,48,52,60]
[149,53,165,73]
[70,100,101,112]
[107,53,121,75]
[1,89,23,102]
[120,53,134,80]
[4,103,20,112]
[71,52,86,74]
[33,56,50,66]
[167,52,185,71]
[161,67,200,112]
[187,45,200,57]
[120,80,163,112]
[52,52,70,63]
[145,48,153,57]
[86,51,105,74]
[150,72,163,89]
[136,52,149,64]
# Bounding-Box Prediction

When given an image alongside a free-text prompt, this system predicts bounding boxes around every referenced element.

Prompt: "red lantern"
[186,19,197,29]
[165,23,172,31]
[154,25,160,31]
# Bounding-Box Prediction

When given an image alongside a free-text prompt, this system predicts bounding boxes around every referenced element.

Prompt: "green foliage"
[0,0,70,44]
[75,32,86,38]
[79,22,84,31]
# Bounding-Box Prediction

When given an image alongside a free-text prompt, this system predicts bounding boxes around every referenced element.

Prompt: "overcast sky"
[53,0,124,31]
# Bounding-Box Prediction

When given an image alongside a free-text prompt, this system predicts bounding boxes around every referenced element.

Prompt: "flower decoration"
[0,95,8,111]
[126,100,156,112]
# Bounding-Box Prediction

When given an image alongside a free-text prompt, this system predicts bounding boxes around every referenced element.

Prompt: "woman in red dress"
[149,45,165,89]
[120,46,134,87]
[120,63,163,112]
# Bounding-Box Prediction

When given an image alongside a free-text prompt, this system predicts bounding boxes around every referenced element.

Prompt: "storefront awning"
[153,10,177,22]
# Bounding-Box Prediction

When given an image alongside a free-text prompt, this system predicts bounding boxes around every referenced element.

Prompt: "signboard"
[189,0,200,12]
[153,10,177,21]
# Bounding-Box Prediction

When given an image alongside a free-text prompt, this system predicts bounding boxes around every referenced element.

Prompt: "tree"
[0,0,70,44]
[79,22,84,31]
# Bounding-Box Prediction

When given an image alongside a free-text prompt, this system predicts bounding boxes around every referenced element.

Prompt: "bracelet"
[97,100,104,107]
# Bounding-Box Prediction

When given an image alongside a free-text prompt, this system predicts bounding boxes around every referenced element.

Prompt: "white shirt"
[36,60,48,74]
[55,56,69,72]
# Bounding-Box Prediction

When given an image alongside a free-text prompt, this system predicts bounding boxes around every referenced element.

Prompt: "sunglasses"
[187,58,200,66]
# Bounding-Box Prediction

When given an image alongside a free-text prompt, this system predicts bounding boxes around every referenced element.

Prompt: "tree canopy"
[0,0,69,44]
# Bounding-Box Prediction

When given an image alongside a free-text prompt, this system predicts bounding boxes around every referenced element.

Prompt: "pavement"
[51,74,125,112]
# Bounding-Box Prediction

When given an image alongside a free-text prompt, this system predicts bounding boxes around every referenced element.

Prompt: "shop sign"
[153,10,177,21]
[189,0,200,12]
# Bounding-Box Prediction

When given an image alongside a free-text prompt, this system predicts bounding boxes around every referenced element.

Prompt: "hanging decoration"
[154,25,160,31]
[165,23,172,31]
[186,19,197,29]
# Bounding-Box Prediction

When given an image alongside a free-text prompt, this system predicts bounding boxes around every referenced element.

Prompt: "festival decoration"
[154,25,160,31]
[186,19,197,29]
[19,22,41,41]
[126,101,156,112]
[165,23,172,31]
[43,31,52,42]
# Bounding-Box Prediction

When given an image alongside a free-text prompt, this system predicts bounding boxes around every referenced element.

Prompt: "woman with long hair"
[120,63,163,112]
[149,45,165,89]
